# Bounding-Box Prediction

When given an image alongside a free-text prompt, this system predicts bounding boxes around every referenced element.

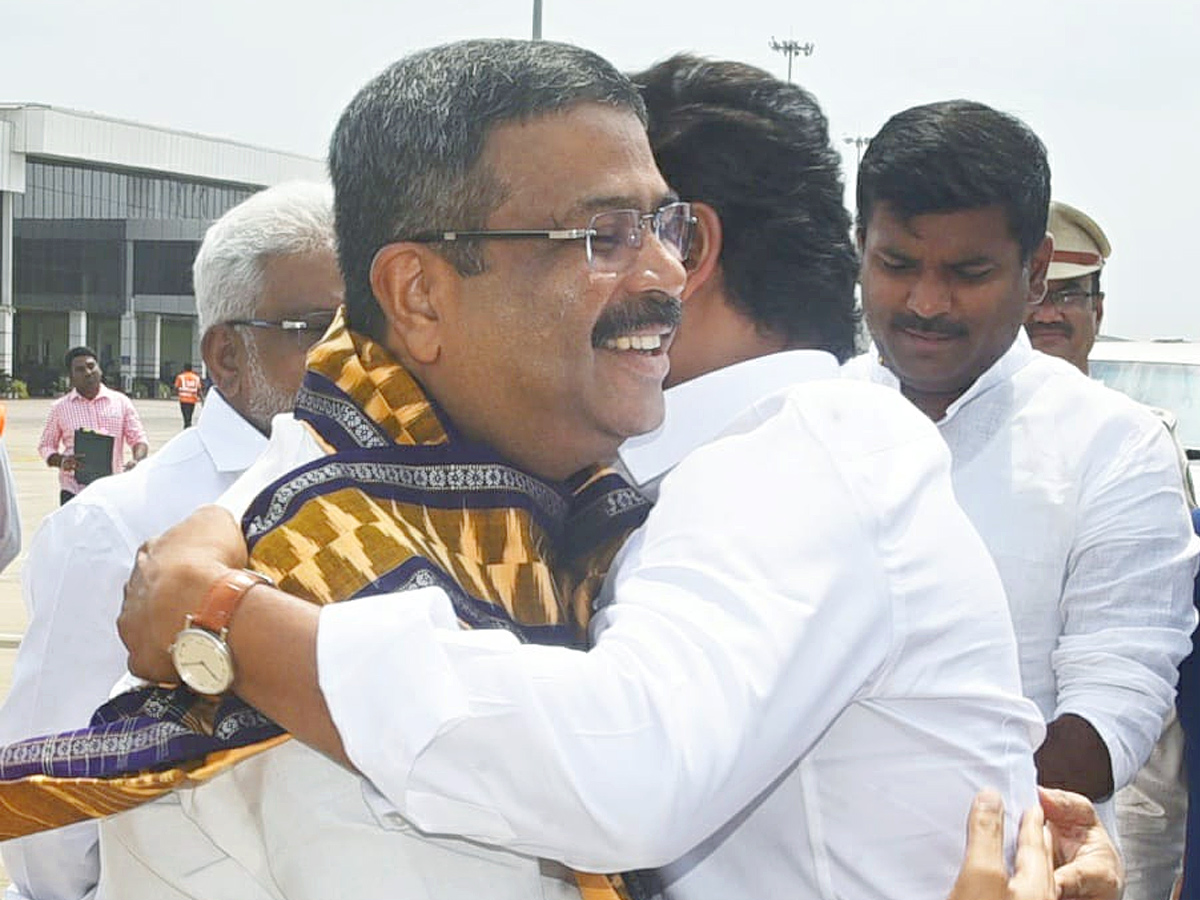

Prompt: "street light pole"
[844,135,870,167]
[532,0,542,40]
[769,37,815,82]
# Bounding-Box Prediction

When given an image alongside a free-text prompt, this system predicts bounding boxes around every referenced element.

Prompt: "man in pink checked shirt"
[37,346,149,505]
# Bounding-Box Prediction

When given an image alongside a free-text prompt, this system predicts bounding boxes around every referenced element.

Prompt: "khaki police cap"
[1047,200,1111,281]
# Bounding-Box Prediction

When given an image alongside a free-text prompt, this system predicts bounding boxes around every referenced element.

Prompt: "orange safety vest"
[174,371,202,404]
[0,403,6,437]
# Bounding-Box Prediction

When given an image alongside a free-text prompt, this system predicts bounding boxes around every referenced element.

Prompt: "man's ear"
[1093,291,1105,329]
[201,324,246,406]
[371,243,455,365]
[1026,233,1053,304]
[681,202,724,302]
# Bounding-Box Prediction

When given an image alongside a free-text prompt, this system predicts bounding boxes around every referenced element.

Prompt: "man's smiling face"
[434,103,689,476]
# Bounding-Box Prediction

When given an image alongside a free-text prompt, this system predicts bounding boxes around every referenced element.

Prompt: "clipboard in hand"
[73,429,115,485]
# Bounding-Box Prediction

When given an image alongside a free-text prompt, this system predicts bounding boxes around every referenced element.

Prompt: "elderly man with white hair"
[0,180,344,900]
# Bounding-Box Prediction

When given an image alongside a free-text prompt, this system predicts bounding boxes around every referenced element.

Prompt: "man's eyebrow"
[564,191,680,220]
[946,255,996,268]
[874,244,914,260]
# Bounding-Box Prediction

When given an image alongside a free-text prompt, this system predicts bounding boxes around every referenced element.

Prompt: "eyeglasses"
[226,312,338,348]
[406,201,696,273]
[1037,288,1098,309]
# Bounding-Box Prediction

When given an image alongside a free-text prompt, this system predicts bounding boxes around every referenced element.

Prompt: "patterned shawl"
[0,313,651,899]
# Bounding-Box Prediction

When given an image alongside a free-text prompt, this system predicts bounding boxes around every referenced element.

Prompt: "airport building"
[0,104,324,394]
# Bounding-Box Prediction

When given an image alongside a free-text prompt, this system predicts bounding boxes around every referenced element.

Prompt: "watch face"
[171,628,234,695]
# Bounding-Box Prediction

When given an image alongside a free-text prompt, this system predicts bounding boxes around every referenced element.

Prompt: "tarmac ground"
[0,396,191,891]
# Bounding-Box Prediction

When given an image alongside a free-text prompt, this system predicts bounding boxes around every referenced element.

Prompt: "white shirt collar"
[197,388,269,473]
[617,349,840,489]
[861,331,1037,423]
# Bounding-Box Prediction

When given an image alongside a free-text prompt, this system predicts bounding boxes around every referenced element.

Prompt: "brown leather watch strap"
[191,569,274,634]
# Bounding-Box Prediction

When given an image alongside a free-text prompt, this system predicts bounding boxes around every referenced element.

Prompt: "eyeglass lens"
[586,203,693,272]
[1045,290,1093,308]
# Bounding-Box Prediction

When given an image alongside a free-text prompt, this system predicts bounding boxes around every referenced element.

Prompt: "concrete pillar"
[119,240,135,391]
[0,306,12,379]
[0,191,12,376]
[189,318,201,369]
[68,309,87,349]
[119,312,137,393]
[137,313,161,382]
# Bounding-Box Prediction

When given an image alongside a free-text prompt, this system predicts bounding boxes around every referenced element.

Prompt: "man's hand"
[1035,714,1114,800]
[49,452,80,472]
[1040,788,1123,900]
[949,789,1055,900]
[118,504,250,684]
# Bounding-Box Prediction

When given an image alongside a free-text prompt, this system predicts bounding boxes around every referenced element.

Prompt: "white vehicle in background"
[1088,339,1200,489]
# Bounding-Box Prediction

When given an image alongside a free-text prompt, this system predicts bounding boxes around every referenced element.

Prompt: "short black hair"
[856,100,1051,262]
[64,346,96,371]
[329,39,646,342]
[633,55,859,362]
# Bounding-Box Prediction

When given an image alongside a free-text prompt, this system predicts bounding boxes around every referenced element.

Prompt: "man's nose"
[1026,300,1065,323]
[624,228,688,299]
[906,273,952,319]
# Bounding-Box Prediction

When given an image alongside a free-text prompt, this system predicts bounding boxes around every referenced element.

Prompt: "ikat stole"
[0,311,649,849]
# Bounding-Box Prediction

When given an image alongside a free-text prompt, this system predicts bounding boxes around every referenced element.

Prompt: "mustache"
[592,292,683,348]
[1026,322,1074,339]
[890,312,969,338]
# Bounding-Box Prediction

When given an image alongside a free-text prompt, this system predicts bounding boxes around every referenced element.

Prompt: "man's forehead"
[481,104,668,218]
[256,249,344,316]
[868,203,1018,251]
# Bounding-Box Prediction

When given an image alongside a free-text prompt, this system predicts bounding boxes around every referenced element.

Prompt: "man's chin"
[612,398,666,443]
[1027,330,1072,353]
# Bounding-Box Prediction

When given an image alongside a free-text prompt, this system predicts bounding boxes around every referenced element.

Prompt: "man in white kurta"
[0,390,267,900]
[844,99,1198,836]
[0,180,343,900]
[845,335,1197,832]
[100,348,1042,900]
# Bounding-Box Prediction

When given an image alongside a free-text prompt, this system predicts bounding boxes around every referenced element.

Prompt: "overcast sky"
[2,0,1196,339]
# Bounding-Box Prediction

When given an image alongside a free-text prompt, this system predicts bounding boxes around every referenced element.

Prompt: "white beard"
[242,336,300,432]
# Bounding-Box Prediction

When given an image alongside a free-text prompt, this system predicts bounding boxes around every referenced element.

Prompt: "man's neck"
[900,384,962,423]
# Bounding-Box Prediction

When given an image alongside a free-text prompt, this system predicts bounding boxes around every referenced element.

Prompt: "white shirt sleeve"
[0,439,20,573]
[0,502,141,900]
[1053,416,1200,791]
[318,400,896,871]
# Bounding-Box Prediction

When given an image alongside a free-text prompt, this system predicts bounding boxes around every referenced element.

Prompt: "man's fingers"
[965,789,1007,865]
[1039,787,1097,829]
[1009,804,1054,900]
[950,788,1009,900]
[1041,788,1123,900]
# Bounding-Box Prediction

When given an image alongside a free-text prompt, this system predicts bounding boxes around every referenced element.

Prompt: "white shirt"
[843,334,1199,797]
[0,390,266,900]
[0,438,20,573]
[96,412,582,900]
[310,351,1042,900]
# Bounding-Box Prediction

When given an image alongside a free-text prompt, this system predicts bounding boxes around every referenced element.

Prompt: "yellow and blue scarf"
[0,312,650,900]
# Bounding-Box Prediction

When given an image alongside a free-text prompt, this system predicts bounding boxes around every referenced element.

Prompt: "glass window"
[1090,360,1200,450]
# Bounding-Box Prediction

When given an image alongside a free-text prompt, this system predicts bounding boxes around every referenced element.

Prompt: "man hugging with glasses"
[87,39,1046,900]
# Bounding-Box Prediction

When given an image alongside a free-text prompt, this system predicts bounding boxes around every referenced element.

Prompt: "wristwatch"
[170,568,274,695]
